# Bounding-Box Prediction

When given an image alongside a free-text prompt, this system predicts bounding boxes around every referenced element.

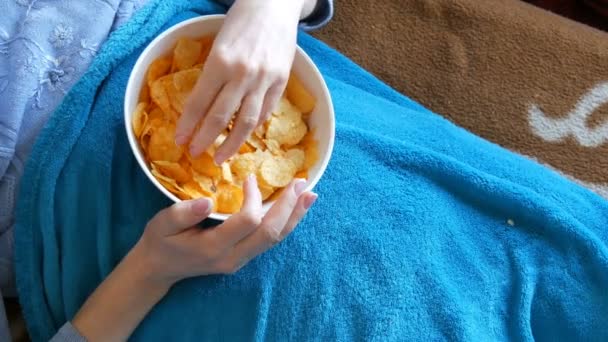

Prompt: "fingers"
[228,179,310,266]
[281,192,317,240]
[162,179,316,276]
[240,174,263,213]
[179,68,288,163]
[178,47,289,163]
[176,69,223,145]
[201,175,263,248]
[214,90,265,164]
[148,197,213,236]
[258,81,286,126]
[188,82,245,156]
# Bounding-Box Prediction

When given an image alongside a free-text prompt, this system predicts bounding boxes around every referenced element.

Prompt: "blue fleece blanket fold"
[15,1,608,341]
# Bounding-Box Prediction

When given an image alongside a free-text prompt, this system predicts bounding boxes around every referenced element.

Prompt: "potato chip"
[238,143,255,154]
[152,161,191,183]
[294,170,308,179]
[132,102,148,138]
[142,117,164,137]
[257,177,276,200]
[139,112,159,146]
[199,133,227,158]
[148,107,165,122]
[139,82,151,105]
[286,73,316,114]
[150,76,173,117]
[216,182,244,214]
[214,133,227,148]
[148,123,184,162]
[160,75,182,120]
[197,36,214,65]
[221,163,234,183]
[266,112,307,147]
[299,130,320,170]
[230,152,259,181]
[254,125,266,139]
[139,130,152,155]
[303,145,319,170]
[285,148,305,171]
[172,68,200,113]
[259,156,297,187]
[151,168,182,194]
[193,172,216,194]
[178,157,195,182]
[267,97,308,146]
[264,139,283,156]
[172,38,202,72]
[147,56,172,87]
[182,181,208,199]
[173,67,200,88]
[190,152,221,177]
[272,97,297,117]
[266,185,287,202]
[146,101,158,113]
[247,134,266,151]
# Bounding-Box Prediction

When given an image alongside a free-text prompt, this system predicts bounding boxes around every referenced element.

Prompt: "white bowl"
[124,15,335,221]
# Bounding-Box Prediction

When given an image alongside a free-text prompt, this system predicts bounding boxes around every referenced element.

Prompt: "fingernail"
[248,174,257,185]
[294,179,307,196]
[191,198,212,216]
[175,134,188,146]
[304,193,318,209]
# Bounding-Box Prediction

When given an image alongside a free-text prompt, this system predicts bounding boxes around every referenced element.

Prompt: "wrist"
[124,241,173,296]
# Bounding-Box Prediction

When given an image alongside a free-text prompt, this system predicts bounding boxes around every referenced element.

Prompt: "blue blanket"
[15,1,608,341]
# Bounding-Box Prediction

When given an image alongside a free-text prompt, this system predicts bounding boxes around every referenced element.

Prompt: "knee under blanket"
[15,1,608,341]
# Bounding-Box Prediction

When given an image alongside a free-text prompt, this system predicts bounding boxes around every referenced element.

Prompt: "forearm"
[71,247,169,342]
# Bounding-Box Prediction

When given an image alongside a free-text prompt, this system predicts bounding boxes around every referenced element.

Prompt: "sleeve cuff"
[299,0,334,31]
[49,322,87,342]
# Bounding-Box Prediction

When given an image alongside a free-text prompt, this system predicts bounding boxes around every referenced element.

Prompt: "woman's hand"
[176,0,314,164]
[72,176,317,341]
[136,176,316,286]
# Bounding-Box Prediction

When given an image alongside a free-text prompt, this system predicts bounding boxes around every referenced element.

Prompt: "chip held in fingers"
[132,35,319,214]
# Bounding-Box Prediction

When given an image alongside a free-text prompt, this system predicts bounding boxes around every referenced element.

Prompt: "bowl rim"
[124,14,335,221]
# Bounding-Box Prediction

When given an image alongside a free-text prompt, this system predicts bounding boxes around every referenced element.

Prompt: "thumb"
[149,197,213,236]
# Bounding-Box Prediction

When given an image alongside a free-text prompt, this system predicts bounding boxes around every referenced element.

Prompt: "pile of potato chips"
[132,36,319,214]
